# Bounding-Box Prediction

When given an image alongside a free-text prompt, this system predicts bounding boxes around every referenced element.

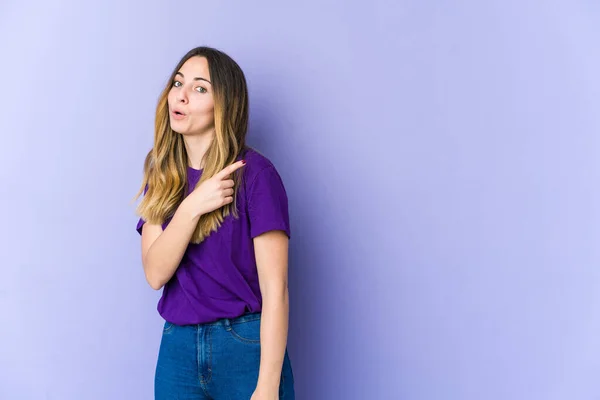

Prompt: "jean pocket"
[227,317,261,344]
[163,321,175,333]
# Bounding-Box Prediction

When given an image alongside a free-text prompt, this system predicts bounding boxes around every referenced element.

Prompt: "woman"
[135,46,295,399]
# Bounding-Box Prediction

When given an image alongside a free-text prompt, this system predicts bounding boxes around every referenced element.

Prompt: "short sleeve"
[136,184,148,235]
[136,217,145,235]
[247,165,291,239]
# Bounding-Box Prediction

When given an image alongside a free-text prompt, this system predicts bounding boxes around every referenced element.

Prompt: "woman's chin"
[169,121,188,135]
[168,120,213,137]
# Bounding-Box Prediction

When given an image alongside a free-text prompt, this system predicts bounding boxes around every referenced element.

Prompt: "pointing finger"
[218,160,246,179]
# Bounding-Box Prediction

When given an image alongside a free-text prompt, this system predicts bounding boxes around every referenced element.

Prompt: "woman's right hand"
[184,160,246,217]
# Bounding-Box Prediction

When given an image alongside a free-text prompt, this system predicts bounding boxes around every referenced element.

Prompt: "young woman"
[135,46,295,399]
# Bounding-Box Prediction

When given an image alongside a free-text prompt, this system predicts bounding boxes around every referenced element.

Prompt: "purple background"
[1,1,600,399]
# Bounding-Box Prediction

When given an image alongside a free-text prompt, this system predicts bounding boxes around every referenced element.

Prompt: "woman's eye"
[173,81,182,87]
[195,86,207,93]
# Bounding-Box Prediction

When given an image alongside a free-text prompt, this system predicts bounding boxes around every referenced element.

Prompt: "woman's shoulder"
[241,147,279,175]
[240,147,286,191]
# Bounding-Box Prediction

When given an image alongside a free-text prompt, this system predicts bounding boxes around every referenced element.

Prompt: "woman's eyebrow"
[175,71,212,84]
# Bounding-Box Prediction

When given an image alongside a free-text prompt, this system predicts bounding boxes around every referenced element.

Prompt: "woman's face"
[167,56,215,136]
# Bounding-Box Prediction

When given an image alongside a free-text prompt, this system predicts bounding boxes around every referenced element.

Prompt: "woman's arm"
[252,230,290,394]
[140,199,200,290]
[140,160,247,290]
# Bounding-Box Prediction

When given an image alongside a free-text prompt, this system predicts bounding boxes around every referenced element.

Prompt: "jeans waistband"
[202,312,261,328]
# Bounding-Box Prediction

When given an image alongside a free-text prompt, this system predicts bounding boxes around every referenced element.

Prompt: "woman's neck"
[183,131,214,169]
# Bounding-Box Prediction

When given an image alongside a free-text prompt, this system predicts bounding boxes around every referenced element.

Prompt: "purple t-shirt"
[136,147,290,325]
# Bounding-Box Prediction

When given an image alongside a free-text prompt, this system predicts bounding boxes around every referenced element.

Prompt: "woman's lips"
[171,110,186,120]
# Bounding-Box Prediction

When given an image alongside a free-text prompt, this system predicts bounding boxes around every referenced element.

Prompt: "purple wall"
[1,1,600,399]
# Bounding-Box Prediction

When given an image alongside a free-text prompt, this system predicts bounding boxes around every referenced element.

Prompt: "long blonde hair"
[135,46,249,244]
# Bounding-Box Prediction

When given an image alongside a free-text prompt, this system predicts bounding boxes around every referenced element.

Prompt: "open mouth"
[171,109,186,119]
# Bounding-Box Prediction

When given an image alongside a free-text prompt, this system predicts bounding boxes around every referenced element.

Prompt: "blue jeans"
[154,312,295,399]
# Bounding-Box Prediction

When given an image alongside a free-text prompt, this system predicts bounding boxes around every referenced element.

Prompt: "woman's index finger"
[218,160,246,179]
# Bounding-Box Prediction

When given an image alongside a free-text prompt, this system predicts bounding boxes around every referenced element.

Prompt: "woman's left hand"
[250,387,278,400]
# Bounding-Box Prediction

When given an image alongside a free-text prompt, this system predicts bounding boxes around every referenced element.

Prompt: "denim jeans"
[154,312,295,399]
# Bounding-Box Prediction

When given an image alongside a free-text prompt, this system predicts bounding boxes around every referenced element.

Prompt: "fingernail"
[241,159,246,164]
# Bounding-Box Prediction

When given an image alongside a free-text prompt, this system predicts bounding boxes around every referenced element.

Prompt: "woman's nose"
[176,88,188,104]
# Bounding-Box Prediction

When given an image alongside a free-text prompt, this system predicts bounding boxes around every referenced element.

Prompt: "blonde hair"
[134,46,249,244]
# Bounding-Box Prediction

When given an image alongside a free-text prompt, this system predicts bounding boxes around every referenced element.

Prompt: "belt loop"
[223,318,232,331]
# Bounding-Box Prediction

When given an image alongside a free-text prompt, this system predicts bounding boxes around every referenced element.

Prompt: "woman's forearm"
[143,199,200,289]
[256,287,290,390]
